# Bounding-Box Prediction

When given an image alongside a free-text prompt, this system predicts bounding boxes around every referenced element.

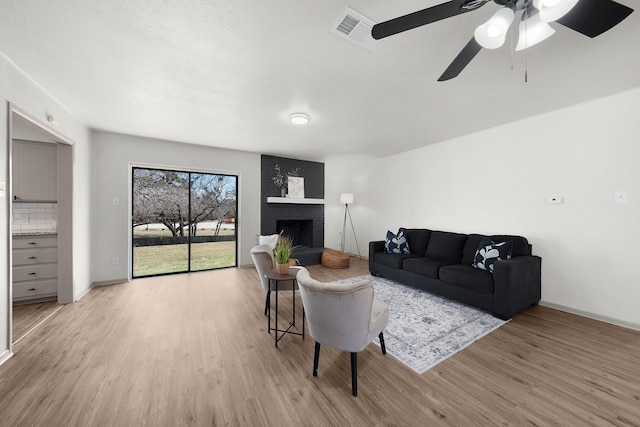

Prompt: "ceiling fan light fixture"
[516,13,556,51]
[533,0,580,22]
[474,8,515,49]
[290,113,309,125]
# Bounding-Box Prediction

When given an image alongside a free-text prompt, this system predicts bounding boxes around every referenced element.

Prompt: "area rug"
[339,275,508,375]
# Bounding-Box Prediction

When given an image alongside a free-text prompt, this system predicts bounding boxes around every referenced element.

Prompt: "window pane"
[189,173,237,271]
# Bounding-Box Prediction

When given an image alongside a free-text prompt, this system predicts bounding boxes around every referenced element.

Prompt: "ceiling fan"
[371,0,634,81]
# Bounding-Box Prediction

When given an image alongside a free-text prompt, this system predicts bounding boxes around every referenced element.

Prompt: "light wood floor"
[12,300,60,343]
[1,258,639,426]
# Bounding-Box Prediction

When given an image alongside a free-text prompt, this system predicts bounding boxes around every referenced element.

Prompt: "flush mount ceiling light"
[290,113,309,125]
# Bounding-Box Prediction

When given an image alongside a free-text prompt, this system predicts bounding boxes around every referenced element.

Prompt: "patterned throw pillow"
[473,237,513,273]
[385,230,411,254]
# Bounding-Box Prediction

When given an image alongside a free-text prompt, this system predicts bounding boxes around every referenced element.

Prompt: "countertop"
[13,232,58,237]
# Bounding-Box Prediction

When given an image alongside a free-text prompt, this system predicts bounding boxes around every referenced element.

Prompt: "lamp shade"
[516,13,556,51]
[474,8,515,49]
[340,193,354,204]
[533,0,579,22]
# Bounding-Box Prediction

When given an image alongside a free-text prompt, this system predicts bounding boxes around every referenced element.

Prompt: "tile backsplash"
[12,202,58,233]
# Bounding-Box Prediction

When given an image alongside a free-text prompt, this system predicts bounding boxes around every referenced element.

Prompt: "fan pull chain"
[510,21,515,70]
[523,5,529,83]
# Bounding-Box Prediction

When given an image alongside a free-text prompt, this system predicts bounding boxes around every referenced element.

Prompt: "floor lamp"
[340,193,361,258]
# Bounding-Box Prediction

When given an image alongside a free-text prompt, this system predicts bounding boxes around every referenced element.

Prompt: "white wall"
[324,154,378,256]
[326,88,640,329]
[91,131,261,283]
[0,53,92,362]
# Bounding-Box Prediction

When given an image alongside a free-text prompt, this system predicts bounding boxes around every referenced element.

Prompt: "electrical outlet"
[112,257,119,265]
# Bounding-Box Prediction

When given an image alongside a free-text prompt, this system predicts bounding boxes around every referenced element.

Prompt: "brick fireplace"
[260,155,325,265]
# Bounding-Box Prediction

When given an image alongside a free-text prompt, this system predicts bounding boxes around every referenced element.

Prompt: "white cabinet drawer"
[13,279,57,299]
[13,264,58,282]
[13,248,58,266]
[13,237,58,249]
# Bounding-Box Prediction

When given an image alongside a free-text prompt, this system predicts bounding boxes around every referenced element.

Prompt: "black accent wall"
[260,155,324,248]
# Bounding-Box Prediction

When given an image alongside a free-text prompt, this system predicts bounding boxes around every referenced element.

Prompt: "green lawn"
[133,241,236,277]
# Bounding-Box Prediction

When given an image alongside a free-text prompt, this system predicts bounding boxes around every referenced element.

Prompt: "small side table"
[265,270,305,347]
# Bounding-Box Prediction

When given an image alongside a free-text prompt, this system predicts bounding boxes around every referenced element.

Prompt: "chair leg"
[313,342,321,377]
[350,352,358,397]
[379,332,387,355]
[264,291,270,316]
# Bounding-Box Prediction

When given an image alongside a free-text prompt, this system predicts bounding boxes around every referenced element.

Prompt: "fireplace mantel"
[267,197,325,205]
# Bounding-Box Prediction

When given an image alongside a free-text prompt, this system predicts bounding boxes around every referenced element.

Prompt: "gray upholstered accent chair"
[250,244,299,316]
[296,267,389,396]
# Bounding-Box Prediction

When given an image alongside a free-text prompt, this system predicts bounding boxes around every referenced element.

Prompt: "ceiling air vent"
[330,7,382,51]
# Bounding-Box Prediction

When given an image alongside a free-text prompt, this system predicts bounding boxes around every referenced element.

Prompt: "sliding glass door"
[132,167,237,278]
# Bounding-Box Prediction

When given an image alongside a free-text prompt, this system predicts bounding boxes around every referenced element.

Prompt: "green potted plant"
[272,162,301,198]
[274,235,293,274]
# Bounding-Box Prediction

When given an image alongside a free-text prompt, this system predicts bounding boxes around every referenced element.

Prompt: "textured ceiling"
[1,0,638,161]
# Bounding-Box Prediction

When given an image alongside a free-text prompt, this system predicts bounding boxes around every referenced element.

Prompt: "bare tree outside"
[133,169,190,237]
[190,173,236,236]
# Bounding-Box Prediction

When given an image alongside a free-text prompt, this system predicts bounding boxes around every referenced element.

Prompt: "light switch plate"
[546,196,563,204]
[615,191,628,204]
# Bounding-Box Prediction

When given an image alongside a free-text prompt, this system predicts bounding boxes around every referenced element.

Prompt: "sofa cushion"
[385,230,411,254]
[473,237,513,273]
[374,252,420,269]
[491,235,531,257]
[462,234,487,265]
[398,228,432,255]
[440,265,494,293]
[403,257,455,279]
[425,231,468,262]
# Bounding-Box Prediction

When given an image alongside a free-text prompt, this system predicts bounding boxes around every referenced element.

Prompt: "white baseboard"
[0,349,13,367]
[539,300,640,332]
[91,278,130,287]
[74,284,94,302]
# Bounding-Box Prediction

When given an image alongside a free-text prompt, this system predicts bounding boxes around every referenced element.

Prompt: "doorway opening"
[7,104,75,349]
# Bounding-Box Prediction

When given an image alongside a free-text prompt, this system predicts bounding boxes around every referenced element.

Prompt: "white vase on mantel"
[280,188,286,197]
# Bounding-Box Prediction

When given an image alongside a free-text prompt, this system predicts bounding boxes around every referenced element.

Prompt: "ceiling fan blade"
[437,38,483,81]
[372,0,489,40]
[555,0,633,38]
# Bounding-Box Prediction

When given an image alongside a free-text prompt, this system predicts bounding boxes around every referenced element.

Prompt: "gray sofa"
[369,228,542,319]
